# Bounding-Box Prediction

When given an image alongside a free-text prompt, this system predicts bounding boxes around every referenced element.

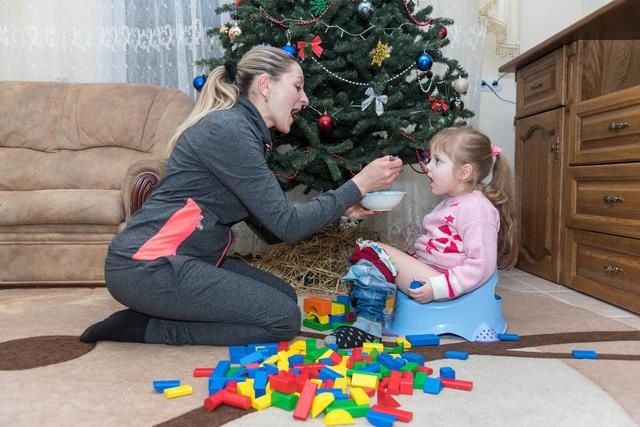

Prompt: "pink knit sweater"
[413,190,499,300]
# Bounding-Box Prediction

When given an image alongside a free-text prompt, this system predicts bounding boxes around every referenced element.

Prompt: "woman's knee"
[270,300,301,341]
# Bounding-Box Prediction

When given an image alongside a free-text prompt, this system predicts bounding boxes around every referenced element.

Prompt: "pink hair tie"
[491,144,502,157]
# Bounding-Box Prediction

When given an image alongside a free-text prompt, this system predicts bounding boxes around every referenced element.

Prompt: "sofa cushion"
[0,190,123,226]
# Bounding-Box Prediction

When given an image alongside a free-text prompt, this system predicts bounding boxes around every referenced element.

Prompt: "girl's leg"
[83,256,301,346]
[376,243,441,294]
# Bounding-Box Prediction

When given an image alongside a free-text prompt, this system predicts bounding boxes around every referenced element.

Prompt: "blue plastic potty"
[384,271,506,342]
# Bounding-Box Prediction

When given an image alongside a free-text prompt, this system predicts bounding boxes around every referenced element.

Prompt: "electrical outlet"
[480,77,503,93]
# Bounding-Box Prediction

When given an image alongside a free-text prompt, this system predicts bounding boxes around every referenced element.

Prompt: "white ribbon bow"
[361,87,388,116]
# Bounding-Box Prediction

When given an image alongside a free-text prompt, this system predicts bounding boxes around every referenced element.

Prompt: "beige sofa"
[0,81,194,286]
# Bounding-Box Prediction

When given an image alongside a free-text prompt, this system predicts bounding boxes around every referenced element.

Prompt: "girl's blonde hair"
[429,127,518,270]
[166,46,298,155]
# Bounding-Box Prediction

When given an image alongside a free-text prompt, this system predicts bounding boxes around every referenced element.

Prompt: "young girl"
[326,127,518,349]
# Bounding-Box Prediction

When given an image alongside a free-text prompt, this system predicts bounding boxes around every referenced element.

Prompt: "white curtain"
[0,0,486,256]
[479,0,520,58]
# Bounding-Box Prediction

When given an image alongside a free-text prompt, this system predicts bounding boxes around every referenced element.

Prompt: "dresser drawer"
[516,48,566,118]
[567,163,640,239]
[567,229,640,314]
[570,85,640,165]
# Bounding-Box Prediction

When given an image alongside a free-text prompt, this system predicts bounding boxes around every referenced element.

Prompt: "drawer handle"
[603,195,624,204]
[530,82,543,90]
[608,121,630,131]
[604,265,625,275]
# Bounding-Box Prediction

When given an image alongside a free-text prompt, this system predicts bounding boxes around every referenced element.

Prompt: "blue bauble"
[193,75,207,91]
[282,43,297,57]
[416,53,433,72]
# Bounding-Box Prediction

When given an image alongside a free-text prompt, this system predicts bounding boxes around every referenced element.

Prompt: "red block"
[278,341,289,351]
[377,389,400,408]
[370,404,413,422]
[400,371,414,395]
[441,378,474,391]
[203,391,224,412]
[322,379,334,389]
[224,380,237,393]
[269,371,296,394]
[388,370,402,395]
[222,390,251,410]
[330,351,343,365]
[378,377,390,392]
[295,373,310,393]
[362,387,376,397]
[293,380,318,420]
[193,368,214,377]
[417,365,434,375]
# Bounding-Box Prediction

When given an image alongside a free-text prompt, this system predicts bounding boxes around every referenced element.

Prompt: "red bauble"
[438,26,448,39]
[317,114,334,134]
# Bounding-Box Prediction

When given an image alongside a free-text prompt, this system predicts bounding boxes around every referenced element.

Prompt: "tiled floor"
[499,268,640,330]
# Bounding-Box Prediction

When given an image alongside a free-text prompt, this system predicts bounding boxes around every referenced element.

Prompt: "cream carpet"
[1,283,639,426]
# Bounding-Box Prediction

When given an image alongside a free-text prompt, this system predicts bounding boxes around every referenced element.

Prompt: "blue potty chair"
[384,271,506,342]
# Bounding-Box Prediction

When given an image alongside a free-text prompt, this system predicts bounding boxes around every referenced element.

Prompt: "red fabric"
[349,245,395,283]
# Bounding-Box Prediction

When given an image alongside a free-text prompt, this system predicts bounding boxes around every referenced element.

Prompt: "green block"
[369,348,379,362]
[303,318,332,331]
[226,366,242,377]
[400,362,419,373]
[347,369,382,379]
[330,321,353,330]
[271,391,298,411]
[352,361,368,370]
[328,403,370,418]
[384,344,404,354]
[305,338,317,352]
[414,371,427,389]
[327,399,356,410]
[379,364,391,378]
[338,349,350,356]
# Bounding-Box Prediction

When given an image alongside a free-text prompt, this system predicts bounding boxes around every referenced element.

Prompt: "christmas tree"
[197,0,473,192]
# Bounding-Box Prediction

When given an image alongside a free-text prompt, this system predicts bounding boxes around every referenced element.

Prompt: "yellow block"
[331,302,346,315]
[237,379,255,399]
[311,392,335,418]
[163,385,192,399]
[395,337,412,350]
[310,378,323,387]
[350,373,378,389]
[251,393,272,410]
[264,354,279,365]
[290,340,306,353]
[317,349,334,361]
[325,409,354,425]
[363,342,384,353]
[306,312,330,324]
[277,358,289,371]
[333,378,349,393]
[349,387,370,406]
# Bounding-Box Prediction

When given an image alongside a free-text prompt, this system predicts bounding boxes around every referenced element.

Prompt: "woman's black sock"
[325,326,379,349]
[80,309,150,343]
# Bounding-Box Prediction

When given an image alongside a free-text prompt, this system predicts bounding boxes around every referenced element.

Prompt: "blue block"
[572,349,598,359]
[254,370,268,397]
[209,376,232,394]
[152,379,180,393]
[239,350,265,366]
[254,343,278,357]
[360,362,381,373]
[212,360,230,378]
[401,352,425,366]
[229,345,247,363]
[378,352,406,370]
[409,280,424,289]
[263,363,279,376]
[423,377,442,394]
[318,366,344,380]
[366,409,397,427]
[444,350,469,360]
[498,333,520,341]
[439,366,455,379]
[406,334,440,346]
[288,354,304,366]
[329,314,346,324]
[336,295,351,306]
[317,388,350,400]
[326,343,338,351]
[319,357,334,366]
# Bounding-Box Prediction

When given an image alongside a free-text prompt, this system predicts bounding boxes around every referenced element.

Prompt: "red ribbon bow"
[429,96,449,113]
[297,35,324,59]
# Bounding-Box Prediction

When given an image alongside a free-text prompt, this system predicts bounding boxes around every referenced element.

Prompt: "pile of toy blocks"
[153,331,475,426]
[303,296,355,332]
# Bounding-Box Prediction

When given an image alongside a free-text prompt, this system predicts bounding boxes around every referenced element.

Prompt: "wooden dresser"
[500,0,640,314]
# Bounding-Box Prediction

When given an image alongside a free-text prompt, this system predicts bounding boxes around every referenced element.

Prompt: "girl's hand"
[408,280,435,304]
[351,155,404,196]
[344,203,384,219]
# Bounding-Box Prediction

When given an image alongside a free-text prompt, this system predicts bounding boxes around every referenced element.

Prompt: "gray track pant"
[105,256,301,346]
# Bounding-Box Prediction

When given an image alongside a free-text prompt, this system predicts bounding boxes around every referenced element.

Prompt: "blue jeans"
[343,260,396,323]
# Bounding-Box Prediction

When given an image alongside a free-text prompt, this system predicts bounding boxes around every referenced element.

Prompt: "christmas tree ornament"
[282,42,297,57]
[357,1,375,21]
[228,23,242,40]
[426,70,433,79]
[416,52,433,71]
[362,87,388,116]
[449,96,464,112]
[192,75,207,92]
[317,113,334,134]
[219,25,229,35]
[438,26,448,39]
[453,77,469,95]
[429,95,448,113]
[296,35,324,59]
[370,40,391,67]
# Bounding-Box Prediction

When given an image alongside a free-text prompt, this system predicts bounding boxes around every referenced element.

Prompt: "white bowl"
[361,190,407,211]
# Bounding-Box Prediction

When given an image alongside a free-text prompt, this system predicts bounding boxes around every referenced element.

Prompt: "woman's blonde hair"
[166,46,298,155]
[429,127,519,270]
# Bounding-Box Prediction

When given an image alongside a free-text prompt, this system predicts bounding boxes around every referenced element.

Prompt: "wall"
[478,0,613,172]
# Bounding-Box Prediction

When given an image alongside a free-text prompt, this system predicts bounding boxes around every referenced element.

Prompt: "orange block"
[303,297,333,316]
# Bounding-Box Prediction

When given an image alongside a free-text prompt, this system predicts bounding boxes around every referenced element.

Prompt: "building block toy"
[399,371,414,395]
[318,366,344,380]
[306,312,330,324]
[163,384,193,399]
[441,378,473,391]
[377,388,400,408]
[401,352,424,365]
[222,390,252,409]
[311,392,335,417]
[387,370,401,395]
[331,302,346,315]
[271,391,299,411]
[349,387,370,406]
[377,353,406,371]
[192,368,213,377]
[229,345,247,363]
[153,379,180,393]
[572,349,598,359]
[239,350,264,367]
[395,337,412,350]
[423,377,442,394]
[405,334,440,346]
[413,371,427,390]
[417,365,434,375]
[269,371,296,394]
[498,333,520,341]
[440,366,456,379]
[304,297,333,316]
[363,342,384,353]
[293,380,318,420]
[444,350,469,360]
[303,318,333,331]
[251,392,272,411]
[351,372,379,389]
[366,409,397,427]
[369,404,413,422]
[253,370,268,397]
[409,280,424,289]
[317,388,350,400]
[203,391,224,412]
[325,409,355,425]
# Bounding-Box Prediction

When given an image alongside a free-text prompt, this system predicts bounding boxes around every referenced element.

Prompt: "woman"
[81,46,403,346]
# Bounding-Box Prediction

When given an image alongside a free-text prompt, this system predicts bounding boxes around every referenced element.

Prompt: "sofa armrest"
[122,159,167,219]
